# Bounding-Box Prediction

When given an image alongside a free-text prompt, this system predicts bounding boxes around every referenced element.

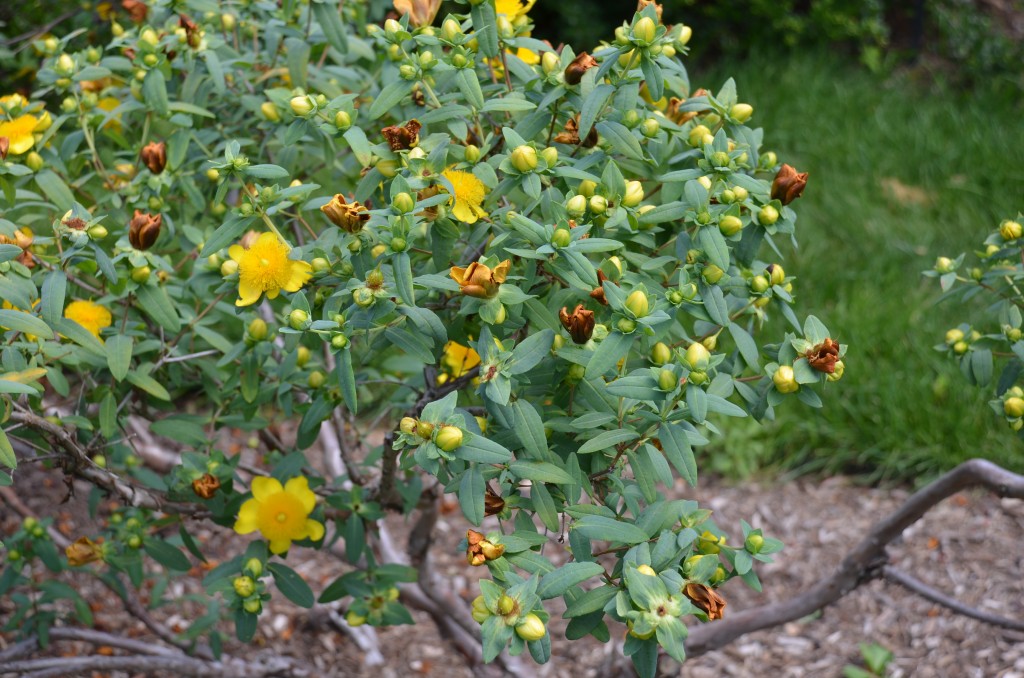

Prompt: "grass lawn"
[701,52,1024,482]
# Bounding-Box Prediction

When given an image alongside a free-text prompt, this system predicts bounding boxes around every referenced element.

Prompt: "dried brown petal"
[122,0,148,23]
[484,487,505,516]
[564,52,598,86]
[393,0,443,27]
[66,536,104,566]
[140,141,167,174]
[636,0,663,20]
[320,194,370,233]
[191,473,220,499]
[806,337,840,374]
[553,115,598,148]
[450,260,510,299]
[684,582,726,620]
[0,137,9,161]
[381,119,422,151]
[559,304,595,344]
[771,164,808,205]
[129,210,162,250]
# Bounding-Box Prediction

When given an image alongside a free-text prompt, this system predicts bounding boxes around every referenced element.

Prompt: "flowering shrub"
[930,214,1024,433]
[0,0,844,673]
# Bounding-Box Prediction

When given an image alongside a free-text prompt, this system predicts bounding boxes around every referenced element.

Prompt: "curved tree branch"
[882,565,1024,632]
[685,458,1024,657]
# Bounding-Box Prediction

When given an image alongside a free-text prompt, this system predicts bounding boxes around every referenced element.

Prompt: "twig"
[684,458,1024,657]
[883,565,1024,632]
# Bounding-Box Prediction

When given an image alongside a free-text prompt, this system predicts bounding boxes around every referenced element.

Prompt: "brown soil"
[3,469,1023,677]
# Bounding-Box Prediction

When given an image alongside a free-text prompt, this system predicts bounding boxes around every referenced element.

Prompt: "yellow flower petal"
[268,538,292,555]
[236,279,262,307]
[285,476,316,513]
[234,498,261,534]
[251,476,283,501]
[228,245,244,262]
[0,114,38,155]
[305,519,325,542]
[441,169,487,225]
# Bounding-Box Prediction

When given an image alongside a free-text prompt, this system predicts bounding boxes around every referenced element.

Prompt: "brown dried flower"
[66,536,104,566]
[771,164,808,205]
[0,137,9,161]
[484,487,505,516]
[590,270,617,305]
[559,304,595,344]
[141,141,167,174]
[553,115,598,148]
[450,260,511,299]
[806,337,840,374]
[192,473,221,499]
[564,52,598,86]
[128,210,162,250]
[636,0,663,20]
[0,229,34,267]
[683,582,726,620]
[466,529,505,566]
[381,119,422,151]
[121,0,149,23]
[392,0,442,28]
[320,194,370,233]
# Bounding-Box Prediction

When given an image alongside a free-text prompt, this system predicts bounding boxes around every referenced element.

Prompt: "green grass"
[701,52,1024,483]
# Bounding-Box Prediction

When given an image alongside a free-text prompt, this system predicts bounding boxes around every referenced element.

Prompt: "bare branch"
[685,459,1024,657]
[883,565,1024,632]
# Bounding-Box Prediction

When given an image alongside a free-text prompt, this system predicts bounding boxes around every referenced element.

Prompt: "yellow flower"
[64,300,112,340]
[0,114,39,155]
[441,169,487,224]
[441,341,481,378]
[96,97,122,131]
[228,232,313,307]
[234,476,325,555]
[495,0,536,21]
[513,47,540,65]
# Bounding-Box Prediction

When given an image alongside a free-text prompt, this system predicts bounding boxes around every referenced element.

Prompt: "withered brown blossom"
[806,337,840,374]
[381,119,422,151]
[683,582,726,620]
[129,210,162,250]
[559,304,595,344]
[771,164,808,205]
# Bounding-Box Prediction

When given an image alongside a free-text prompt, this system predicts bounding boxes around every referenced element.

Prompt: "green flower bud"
[419,50,437,70]
[702,264,724,284]
[331,334,349,350]
[442,18,463,41]
[744,533,764,554]
[511,145,538,172]
[624,289,649,317]
[767,264,785,286]
[711,151,731,168]
[353,287,375,307]
[243,598,262,614]
[773,365,799,394]
[589,195,608,215]
[732,185,749,201]
[761,151,778,168]
[332,110,351,130]
[399,64,417,80]
[289,309,309,330]
[632,16,657,45]
[541,51,559,74]
[308,370,326,389]
[541,146,558,168]
[565,363,586,385]
[658,368,677,391]
[552,228,571,248]
[127,535,142,549]
[393,192,415,214]
[617,318,637,333]
[685,342,710,370]
[435,425,463,452]
[233,576,256,598]
[290,95,315,117]
[1000,220,1023,241]
[497,594,516,616]
[471,595,491,623]
[245,318,267,342]
[827,360,845,382]
[400,417,418,434]
[451,53,469,69]
[345,610,365,626]
[667,289,684,305]
[688,125,712,147]
[719,215,743,237]
[677,25,693,47]
[640,117,660,138]
[566,194,587,217]
[244,558,263,577]
[296,346,311,367]
[516,613,547,641]
[88,224,108,240]
[944,328,964,344]
[622,181,644,208]
[464,144,481,163]
[730,103,754,122]
[416,420,434,439]
[131,265,151,284]
[758,205,780,226]
[651,342,672,366]
[1005,397,1024,418]
[622,110,641,128]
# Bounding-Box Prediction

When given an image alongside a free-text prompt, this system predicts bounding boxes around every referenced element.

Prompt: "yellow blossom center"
[64,300,113,340]
[441,169,487,224]
[228,232,312,306]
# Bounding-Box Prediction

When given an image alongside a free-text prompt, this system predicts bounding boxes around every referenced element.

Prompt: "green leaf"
[105,335,133,381]
[537,562,604,599]
[459,465,485,526]
[509,460,574,485]
[235,610,257,643]
[530,481,560,531]
[697,226,729,271]
[127,370,171,401]
[34,170,75,211]
[199,214,253,258]
[41,270,66,328]
[482,96,536,113]
[143,539,191,571]
[142,68,169,116]
[369,80,414,120]
[470,2,498,58]
[456,68,485,110]
[268,562,315,608]
[0,428,15,469]
[572,515,649,544]
[459,433,513,463]
[579,84,615,140]
[54,318,104,356]
[729,323,759,369]
[392,252,415,305]
[512,399,549,460]
[577,428,639,455]
[509,329,554,375]
[0,245,23,262]
[659,423,696,487]
[595,121,645,161]
[0,309,54,340]
[134,284,181,333]
[244,164,290,180]
[311,0,349,54]
[585,330,633,378]
[564,584,617,617]
[336,348,357,413]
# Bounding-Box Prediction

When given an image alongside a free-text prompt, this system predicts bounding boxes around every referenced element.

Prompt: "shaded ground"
[2,470,1023,677]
